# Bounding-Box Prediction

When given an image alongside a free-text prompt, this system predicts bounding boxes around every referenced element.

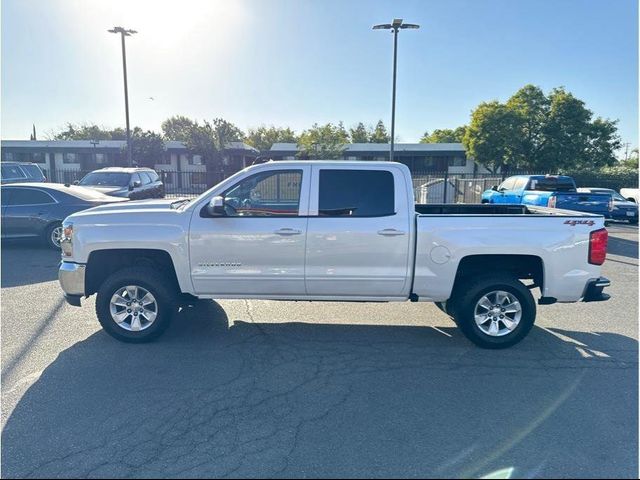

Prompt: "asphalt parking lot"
[1,224,638,479]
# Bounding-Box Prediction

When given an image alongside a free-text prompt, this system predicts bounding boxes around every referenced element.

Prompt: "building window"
[2,151,14,161]
[78,153,92,165]
[414,157,436,171]
[95,153,107,164]
[63,153,77,164]
[189,154,203,165]
[449,156,466,167]
[32,152,45,163]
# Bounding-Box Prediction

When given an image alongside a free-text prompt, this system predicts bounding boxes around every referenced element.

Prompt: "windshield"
[613,192,627,201]
[79,172,130,187]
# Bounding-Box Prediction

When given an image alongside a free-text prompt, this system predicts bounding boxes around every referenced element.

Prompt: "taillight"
[547,195,557,208]
[588,228,608,265]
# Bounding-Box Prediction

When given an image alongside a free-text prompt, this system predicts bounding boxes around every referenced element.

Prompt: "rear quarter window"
[527,177,576,192]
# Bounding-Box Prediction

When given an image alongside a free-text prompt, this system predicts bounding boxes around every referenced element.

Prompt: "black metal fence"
[49,167,638,204]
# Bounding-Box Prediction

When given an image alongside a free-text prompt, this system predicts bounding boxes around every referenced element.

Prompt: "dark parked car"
[1,183,127,249]
[77,167,165,199]
[578,187,638,224]
[1,162,46,184]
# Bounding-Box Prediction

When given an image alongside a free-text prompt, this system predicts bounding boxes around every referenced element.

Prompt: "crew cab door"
[189,166,310,295]
[305,165,412,297]
[492,177,517,203]
[503,177,527,203]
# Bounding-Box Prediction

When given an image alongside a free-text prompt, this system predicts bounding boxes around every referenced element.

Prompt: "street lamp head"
[373,19,420,31]
[108,26,137,36]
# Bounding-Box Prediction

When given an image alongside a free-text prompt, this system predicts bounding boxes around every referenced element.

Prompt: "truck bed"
[415,204,529,215]
[414,203,602,216]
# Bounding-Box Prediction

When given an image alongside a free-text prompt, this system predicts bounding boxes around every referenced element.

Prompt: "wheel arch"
[452,254,544,296]
[85,248,182,296]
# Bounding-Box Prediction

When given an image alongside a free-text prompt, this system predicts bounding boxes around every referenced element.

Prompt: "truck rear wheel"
[452,274,535,349]
[96,267,177,343]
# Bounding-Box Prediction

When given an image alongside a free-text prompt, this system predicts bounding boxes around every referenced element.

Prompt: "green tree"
[463,101,521,173]
[161,115,198,142]
[464,85,621,172]
[245,125,298,152]
[621,148,639,169]
[505,85,548,167]
[211,118,245,147]
[297,123,349,159]
[541,88,619,170]
[420,126,466,143]
[54,123,120,141]
[130,128,165,168]
[349,122,370,143]
[370,120,390,143]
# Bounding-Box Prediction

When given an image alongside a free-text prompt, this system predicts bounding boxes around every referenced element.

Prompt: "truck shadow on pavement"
[2,300,638,479]
[1,242,60,288]
[606,235,639,260]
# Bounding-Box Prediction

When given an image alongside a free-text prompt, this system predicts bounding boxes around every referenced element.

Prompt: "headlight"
[61,222,73,257]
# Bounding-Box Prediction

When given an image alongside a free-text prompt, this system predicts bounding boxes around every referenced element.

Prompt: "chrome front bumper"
[59,262,86,306]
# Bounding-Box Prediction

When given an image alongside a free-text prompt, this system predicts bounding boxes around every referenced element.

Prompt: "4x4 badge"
[564,219,595,226]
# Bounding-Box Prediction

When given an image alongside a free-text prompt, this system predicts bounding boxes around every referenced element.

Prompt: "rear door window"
[318,169,395,217]
[7,188,55,205]
[21,164,45,180]
[139,172,152,185]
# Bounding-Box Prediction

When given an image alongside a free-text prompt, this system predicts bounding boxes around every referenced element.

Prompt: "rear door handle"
[274,228,302,236]
[377,228,406,236]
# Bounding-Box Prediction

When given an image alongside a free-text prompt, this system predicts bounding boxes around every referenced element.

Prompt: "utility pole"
[373,19,420,162]
[108,26,137,167]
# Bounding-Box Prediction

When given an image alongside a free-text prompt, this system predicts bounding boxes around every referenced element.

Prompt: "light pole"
[108,26,137,167]
[90,139,100,168]
[373,19,419,162]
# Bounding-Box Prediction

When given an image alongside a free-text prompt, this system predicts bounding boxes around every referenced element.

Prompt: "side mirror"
[491,185,499,191]
[206,196,226,216]
[130,181,141,190]
[73,180,80,185]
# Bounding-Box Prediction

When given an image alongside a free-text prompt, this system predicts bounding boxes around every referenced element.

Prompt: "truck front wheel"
[96,267,177,343]
[452,274,536,349]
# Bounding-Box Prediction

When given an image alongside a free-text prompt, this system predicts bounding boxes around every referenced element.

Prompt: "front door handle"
[274,228,302,236]
[377,228,406,236]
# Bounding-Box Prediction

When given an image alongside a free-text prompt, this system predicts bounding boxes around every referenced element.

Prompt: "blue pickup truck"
[481,175,613,216]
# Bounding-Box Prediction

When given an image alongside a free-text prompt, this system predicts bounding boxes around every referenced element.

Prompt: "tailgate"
[554,192,611,214]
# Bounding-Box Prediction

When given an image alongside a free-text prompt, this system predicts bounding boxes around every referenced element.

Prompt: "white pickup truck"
[58,161,611,348]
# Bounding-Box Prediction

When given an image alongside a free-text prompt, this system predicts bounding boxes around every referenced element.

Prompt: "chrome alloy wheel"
[474,290,522,337]
[51,226,64,248]
[109,285,158,332]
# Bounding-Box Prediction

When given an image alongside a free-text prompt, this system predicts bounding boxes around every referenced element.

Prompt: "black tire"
[452,274,536,349]
[435,301,456,320]
[44,222,63,250]
[96,267,177,343]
